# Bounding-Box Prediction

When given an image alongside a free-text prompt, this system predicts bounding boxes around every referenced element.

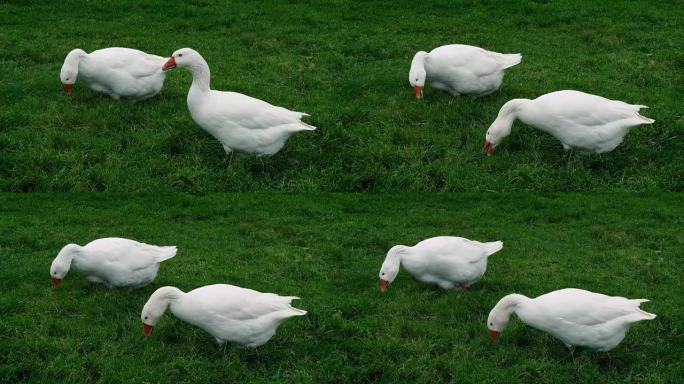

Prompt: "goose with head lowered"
[378,236,503,292]
[50,237,177,288]
[60,47,167,100]
[409,44,521,99]
[162,48,316,156]
[141,284,307,347]
[487,288,656,351]
[483,90,655,155]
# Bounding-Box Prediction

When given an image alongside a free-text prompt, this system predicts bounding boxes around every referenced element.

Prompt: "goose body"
[141,284,306,347]
[378,236,503,292]
[484,90,655,155]
[162,48,316,156]
[60,47,167,100]
[49,237,177,288]
[409,44,521,99]
[487,288,656,351]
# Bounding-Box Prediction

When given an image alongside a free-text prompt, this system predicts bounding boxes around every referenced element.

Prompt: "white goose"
[378,236,503,292]
[487,288,656,351]
[60,47,167,100]
[409,44,521,99]
[483,90,655,155]
[50,237,176,288]
[162,48,316,156]
[141,284,306,346]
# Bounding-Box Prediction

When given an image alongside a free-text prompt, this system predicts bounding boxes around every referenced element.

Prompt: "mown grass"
[0,193,682,383]
[1,1,682,192]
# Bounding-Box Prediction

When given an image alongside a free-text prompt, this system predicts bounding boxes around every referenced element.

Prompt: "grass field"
[1,1,683,192]
[1,1,682,383]
[1,193,682,383]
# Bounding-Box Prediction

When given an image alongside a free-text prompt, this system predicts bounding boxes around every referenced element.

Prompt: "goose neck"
[497,99,528,124]
[57,244,80,266]
[188,58,211,93]
[497,293,529,318]
[388,245,410,264]
[65,49,87,67]
[160,286,185,304]
[411,51,428,68]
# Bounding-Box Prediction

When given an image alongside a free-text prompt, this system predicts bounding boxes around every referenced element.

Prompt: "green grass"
[1,193,682,383]
[1,1,682,192]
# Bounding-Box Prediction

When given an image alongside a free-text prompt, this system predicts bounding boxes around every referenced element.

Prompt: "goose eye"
[489,322,493,326]
[178,53,183,57]
[144,316,148,320]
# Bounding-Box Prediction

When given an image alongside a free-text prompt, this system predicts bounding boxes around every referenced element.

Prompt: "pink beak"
[143,323,153,337]
[63,84,73,96]
[483,140,496,156]
[413,85,423,99]
[490,330,500,343]
[52,278,61,287]
[162,57,176,71]
[379,279,390,293]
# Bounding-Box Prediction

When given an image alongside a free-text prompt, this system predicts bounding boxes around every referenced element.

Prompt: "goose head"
[408,51,428,99]
[484,99,526,156]
[141,286,182,337]
[487,293,526,343]
[486,307,509,343]
[378,245,408,292]
[163,48,202,72]
[60,49,86,96]
[49,244,80,287]
[483,121,510,156]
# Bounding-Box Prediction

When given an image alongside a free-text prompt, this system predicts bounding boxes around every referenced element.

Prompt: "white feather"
[485,90,655,154]
[50,237,177,288]
[409,44,521,97]
[487,288,656,351]
[379,236,504,290]
[60,47,167,100]
[141,284,306,347]
[167,48,315,156]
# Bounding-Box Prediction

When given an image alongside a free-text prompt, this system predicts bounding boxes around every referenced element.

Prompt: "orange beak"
[162,57,176,71]
[143,323,153,337]
[63,84,73,96]
[413,85,423,99]
[483,140,496,156]
[490,330,500,343]
[51,278,61,287]
[379,279,390,293]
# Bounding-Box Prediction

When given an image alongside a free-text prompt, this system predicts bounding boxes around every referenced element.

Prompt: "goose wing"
[535,90,644,127]
[90,47,165,79]
[190,284,298,321]
[203,91,311,131]
[429,45,512,77]
[536,288,641,326]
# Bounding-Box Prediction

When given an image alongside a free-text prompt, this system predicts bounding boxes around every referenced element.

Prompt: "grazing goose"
[483,90,655,155]
[50,237,176,288]
[487,288,656,351]
[162,48,316,156]
[60,47,167,100]
[378,236,503,292]
[141,284,306,347]
[409,44,521,99]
